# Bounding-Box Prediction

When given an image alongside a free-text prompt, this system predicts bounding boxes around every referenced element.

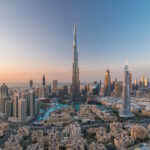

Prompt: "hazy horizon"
[1,65,150,84]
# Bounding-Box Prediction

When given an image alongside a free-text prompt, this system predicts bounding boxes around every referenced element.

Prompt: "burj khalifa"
[71,22,80,102]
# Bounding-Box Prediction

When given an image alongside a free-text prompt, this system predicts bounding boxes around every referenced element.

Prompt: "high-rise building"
[139,76,145,89]
[42,75,46,87]
[40,75,46,98]
[5,100,12,117]
[141,76,145,84]
[29,88,35,117]
[13,93,19,118]
[29,81,35,117]
[120,65,133,118]
[0,83,11,114]
[99,80,101,93]
[63,85,68,96]
[134,79,137,85]
[35,98,40,115]
[145,78,148,88]
[92,81,100,96]
[0,83,9,98]
[133,79,138,90]
[104,69,111,96]
[18,99,26,123]
[29,80,33,88]
[71,22,80,101]
[129,73,132,93]
[53,80,58,94]
[46,85,51,96]
[115,82,122,97]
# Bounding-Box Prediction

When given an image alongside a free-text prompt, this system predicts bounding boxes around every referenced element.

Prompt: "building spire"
[73,21,77,47]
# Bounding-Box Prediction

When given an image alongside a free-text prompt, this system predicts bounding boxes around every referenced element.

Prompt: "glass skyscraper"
[120,65,133,118]
[71,22,80,102]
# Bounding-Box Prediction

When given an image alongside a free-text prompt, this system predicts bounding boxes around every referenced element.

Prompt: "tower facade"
[18,98,26,123]
[120,65,133,118]
[104,69,111,96]
[0,83,11,114]
[53,80,58,94]
[40,75,46,98]
[71,22,80,101]
[29,88,35,117]
[0,83,9,98]
[13,93,19,118]
[42,75,46,87]
[129,73,132,93]
[29,80,33,88]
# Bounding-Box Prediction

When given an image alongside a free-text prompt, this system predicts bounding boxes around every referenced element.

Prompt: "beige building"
[131,124,147,140]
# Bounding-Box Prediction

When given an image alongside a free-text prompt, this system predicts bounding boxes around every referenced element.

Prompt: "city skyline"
[2,1,150,150]
[1,0,150,83]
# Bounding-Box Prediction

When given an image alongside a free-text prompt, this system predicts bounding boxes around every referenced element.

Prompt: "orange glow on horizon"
[0,71,72,83]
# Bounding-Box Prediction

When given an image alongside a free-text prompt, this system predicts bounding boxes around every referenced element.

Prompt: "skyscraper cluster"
[0,22,139,122]
[0,81,40,123]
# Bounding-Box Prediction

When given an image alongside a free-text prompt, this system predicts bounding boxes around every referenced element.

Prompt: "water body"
[128,142,150,150]
[37,101,110,122]
[37,103,69,121]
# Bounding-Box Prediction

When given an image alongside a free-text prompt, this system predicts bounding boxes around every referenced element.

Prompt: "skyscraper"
[92,81,99,96]
[29,88,35,117]
[0,83,9,98]
[0,83,11,114]
[104,69,111,96]
[129,73,132,93]
[29,80,35,117]
[46,85,51,96]
[18,98,26,123]
[145,78,148,88]
[71,22,80,101]
[35,98,40,115]
[5,100,12,117]
[115,82,122,97]
[40,75,46,98]
[99,80,101,92]
[53,80,58,94]
[120,65,133,118]
[13,93,19,118]
[29,80,33,88]
[42,75,46,87]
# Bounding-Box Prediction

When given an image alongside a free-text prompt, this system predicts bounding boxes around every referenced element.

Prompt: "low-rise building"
[131,124,147,140]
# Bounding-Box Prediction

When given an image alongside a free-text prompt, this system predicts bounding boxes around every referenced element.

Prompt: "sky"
[0,0,150,84]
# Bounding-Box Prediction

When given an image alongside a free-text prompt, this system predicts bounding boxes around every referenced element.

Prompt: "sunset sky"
[1,0,150,84]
